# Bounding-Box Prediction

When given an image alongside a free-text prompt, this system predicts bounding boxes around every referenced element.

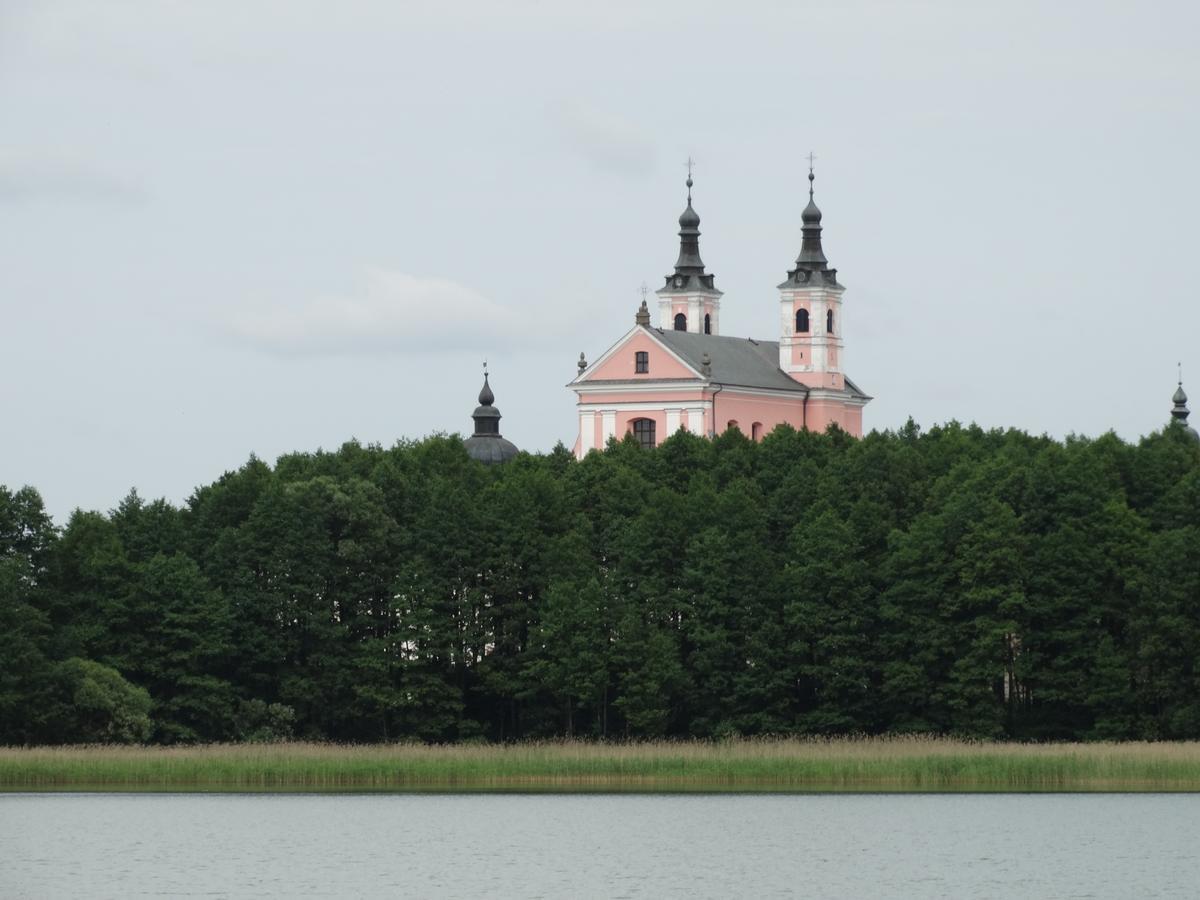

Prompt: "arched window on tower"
[704,313,711,335]
[631,417,657,449]
[795,309,809,333]
[674,313,687,331]
[827,309,834,334]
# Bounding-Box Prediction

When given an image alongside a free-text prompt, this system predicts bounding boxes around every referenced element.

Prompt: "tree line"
[2,419,1199,745]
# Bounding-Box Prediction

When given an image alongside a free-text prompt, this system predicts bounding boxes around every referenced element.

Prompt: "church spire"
[655,160,722,332]
[673,164,706,277]
[472,368,500,436]
[780,155,838,288]
[1171,366,1199,440]
[794,155,829,271]
[465,364,520,463]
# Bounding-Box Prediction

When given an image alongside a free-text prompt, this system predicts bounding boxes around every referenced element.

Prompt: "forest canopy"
[2,419,1199,745]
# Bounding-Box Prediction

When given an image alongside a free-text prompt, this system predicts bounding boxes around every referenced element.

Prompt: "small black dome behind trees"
[463,371,519,465]
[1171,374,1200,442]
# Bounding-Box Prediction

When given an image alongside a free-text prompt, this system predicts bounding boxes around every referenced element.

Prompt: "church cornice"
[777,269,841,290]
[657,283,720,297]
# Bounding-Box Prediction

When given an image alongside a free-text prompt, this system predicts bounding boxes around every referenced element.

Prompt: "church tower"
[655,167,723,335]
[1171,370,1200,441]
[778,165,846,391]
[463,369,520,464]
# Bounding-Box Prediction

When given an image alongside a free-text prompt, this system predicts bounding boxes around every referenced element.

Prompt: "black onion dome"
[679,199,701,229]
[663,174,717,291]
[478,374,495,406]
[465,372,519,464]
[780,168,836,287]
[801,195,822,225]
[1170,378,1200,442]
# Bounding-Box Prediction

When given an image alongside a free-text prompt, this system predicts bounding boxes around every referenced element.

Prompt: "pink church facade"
[569,169,870,456]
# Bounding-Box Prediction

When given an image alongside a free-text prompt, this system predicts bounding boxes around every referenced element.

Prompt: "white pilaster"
[812,340,827,371]
[666,408,682,433]
[579,411,596,454]
[601,410,616,445]
[658,298,673,329]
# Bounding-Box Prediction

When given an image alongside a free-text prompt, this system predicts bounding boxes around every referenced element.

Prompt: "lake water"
[2,793,1197,898]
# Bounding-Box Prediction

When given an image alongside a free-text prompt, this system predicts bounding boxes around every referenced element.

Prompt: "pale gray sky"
[3,0,1198,520]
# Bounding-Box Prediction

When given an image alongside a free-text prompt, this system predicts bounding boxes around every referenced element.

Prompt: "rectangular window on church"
[635,351,648,374]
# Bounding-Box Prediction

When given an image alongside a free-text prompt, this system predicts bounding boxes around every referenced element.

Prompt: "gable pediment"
[575,327,702,384]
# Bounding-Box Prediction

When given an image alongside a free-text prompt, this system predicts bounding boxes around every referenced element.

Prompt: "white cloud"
[230,268,527,355]
[550,99,656,176]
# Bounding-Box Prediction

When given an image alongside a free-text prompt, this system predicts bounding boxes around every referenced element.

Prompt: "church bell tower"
[778,163,846,391]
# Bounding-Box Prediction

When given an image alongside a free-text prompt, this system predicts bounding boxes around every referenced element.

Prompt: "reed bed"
[4,737,1200,792]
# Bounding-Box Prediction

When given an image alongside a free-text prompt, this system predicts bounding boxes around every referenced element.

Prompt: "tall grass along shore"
[4,737,1200,792]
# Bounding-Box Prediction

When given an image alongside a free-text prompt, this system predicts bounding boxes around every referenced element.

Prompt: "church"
[568,167,871,456]
[462,167,1195,464]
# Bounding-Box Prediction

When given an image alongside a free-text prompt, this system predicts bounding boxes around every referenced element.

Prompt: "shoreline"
[5,737,1200,793]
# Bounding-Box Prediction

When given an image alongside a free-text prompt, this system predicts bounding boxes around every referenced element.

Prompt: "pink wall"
[805,398,863,437]
[617,410,664,444]
[788,371,845,390]
[575,385,862,456]
[714,390,863,440]
[714,391,806,439]
[585,331,695,381]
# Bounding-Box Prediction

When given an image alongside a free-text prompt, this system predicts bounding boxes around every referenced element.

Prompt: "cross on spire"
[806,151,817,197]
[640,281,648,302]
[685,156,695,201]
[483,359,488,377]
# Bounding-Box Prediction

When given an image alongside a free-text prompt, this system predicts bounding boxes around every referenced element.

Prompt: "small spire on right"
[1170,364,1199,441]
[1172,364,1189,418]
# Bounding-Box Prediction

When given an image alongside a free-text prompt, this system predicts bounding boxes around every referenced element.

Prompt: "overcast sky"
[3,0,1198,521]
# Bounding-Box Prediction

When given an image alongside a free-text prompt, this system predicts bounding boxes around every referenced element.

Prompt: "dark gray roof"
[651,329,870,399]
[464,434,521,464]
[779,170,840,289]
[659,174,719,294]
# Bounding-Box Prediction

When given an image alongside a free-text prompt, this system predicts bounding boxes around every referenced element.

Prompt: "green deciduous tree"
[3,413,1198,744]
